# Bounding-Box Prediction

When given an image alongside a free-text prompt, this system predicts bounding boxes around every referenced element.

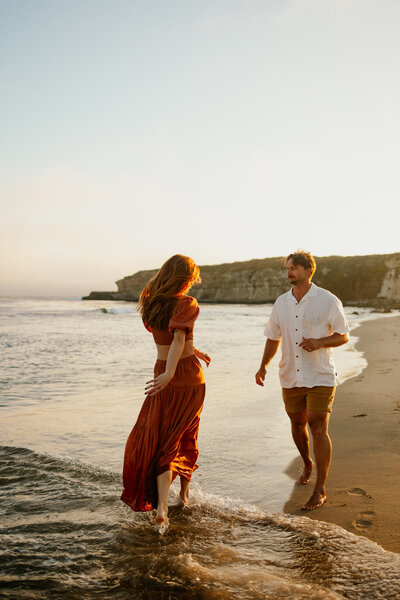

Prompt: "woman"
[121,255,210,526]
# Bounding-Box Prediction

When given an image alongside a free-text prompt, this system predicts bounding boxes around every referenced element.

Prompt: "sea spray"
[1,446,400,600]
[2,298,400,599]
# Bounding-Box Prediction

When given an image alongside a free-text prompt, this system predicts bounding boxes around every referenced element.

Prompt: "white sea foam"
[99,306,136,314]
[2,298,400,600]
[2,444,400,600]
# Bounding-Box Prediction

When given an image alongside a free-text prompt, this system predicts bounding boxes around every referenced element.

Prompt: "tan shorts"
[282,386,336,413]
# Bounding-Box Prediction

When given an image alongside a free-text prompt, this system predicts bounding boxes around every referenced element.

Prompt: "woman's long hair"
[138,255,201,330]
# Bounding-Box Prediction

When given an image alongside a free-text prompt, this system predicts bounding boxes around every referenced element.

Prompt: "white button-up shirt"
[264,283,350,388]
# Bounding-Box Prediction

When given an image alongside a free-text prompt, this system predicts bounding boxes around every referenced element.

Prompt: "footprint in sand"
[346,487,367,497]
[352,510,376,532]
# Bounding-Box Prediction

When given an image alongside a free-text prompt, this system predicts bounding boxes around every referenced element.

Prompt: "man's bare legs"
[179,475,190,506]
[156,470,172,523]
[302,410,331,510]
[288,410,331,509]
[287,410,314,485]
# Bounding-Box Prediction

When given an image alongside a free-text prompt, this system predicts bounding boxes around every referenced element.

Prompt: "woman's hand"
[194,348,211,367]
[145,372,173,396]
[145,329,185,396]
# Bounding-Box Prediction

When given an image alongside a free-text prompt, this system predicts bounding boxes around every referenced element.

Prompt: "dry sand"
[283,315,400,553]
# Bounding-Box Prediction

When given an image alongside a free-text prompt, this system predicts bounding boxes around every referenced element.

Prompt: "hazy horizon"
[1,248,399,298]
[2,0,399,295]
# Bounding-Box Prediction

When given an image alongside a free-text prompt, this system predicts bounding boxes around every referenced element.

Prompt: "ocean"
[1,297,399,600]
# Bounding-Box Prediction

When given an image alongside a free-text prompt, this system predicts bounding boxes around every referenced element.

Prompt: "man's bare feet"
[301,490,326,511]
[297,460,314,485]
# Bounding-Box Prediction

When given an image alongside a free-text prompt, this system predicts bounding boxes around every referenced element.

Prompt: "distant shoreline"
[81,291,397,312]
[1,295,396,313]
[83,252,400,309]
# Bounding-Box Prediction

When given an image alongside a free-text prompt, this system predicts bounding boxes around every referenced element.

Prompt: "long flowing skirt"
[121,354,205,511]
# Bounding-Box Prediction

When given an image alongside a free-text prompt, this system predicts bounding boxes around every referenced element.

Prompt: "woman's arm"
[145,329,186,396]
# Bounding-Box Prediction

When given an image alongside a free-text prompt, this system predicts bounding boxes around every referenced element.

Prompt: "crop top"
[143,295,200,345]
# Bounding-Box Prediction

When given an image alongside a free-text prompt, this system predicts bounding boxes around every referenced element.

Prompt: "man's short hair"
[286,250,317,278]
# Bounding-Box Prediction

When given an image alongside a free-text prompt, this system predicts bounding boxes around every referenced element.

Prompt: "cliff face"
[83,253,400,307]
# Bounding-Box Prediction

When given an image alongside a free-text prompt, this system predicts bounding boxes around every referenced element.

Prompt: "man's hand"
[255,366,267,386]
[299,337,323,352]
[255,339,279,386]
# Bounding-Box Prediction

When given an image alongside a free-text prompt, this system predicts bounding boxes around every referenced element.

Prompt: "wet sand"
[283,315,400,553]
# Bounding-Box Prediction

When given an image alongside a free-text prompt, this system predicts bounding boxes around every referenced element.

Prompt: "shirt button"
[295,329,298,331]
[297,369,299,372]
[296,355,298,358]
[296,315,298,318]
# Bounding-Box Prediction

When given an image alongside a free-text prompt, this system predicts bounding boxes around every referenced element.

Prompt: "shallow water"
[2,445,400,600]
[1,297,398,599]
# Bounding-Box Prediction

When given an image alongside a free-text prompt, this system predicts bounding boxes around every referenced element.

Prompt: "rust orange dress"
[121,296,206,512]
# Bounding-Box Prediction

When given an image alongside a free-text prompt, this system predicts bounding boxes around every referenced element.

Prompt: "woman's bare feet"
[155,501,168,524]
[179,475,190,507]
[301,490,326,511]
[179,489,190,507]
[155,512,168,524]
[297,460,314,485]
[154,513,169,534]
[155,508,169,534]
[155,470,172,529]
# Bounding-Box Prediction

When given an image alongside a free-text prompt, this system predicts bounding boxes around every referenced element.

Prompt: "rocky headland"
[83,252,400,308]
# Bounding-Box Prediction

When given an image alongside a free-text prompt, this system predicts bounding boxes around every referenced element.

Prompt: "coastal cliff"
[83,252,400,307]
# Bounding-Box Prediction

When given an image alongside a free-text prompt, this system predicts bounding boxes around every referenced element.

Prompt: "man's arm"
[299,332,349,352]
[255,339,280,386]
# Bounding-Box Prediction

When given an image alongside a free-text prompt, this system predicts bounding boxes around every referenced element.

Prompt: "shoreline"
[81,291,400,310]
[283,315,400,553]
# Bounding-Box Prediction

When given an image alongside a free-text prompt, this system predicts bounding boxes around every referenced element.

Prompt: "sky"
[1,0,399,296]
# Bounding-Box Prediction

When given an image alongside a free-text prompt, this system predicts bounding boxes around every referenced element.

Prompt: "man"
[255,250,349,510]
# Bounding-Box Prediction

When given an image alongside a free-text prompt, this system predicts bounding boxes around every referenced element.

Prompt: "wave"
[1,445,400,600]
[97,307,136,315]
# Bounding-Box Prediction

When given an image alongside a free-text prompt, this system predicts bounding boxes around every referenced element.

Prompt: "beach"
[284,315,400,553]
[1,298,400,599]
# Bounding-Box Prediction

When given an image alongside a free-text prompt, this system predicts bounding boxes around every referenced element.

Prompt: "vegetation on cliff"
[83,252,400,307]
